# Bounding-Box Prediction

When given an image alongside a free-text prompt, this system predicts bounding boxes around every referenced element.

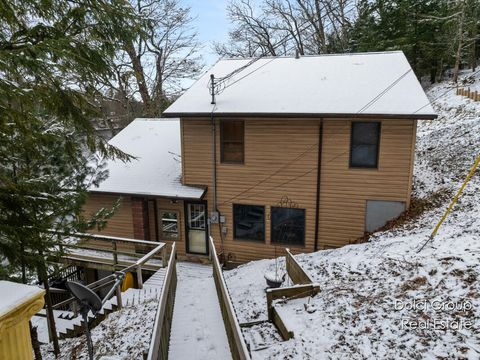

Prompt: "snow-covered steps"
[34,267,167,343]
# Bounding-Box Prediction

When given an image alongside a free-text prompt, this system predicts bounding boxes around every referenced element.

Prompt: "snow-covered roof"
[90,119,205,199]
[164,51,436,119]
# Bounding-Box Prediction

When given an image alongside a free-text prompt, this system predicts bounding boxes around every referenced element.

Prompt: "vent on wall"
[365,200,406,233]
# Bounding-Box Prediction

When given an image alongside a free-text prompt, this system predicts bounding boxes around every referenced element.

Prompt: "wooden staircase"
[58,268,166,339]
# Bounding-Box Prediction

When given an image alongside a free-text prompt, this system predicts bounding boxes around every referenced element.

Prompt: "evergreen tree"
[0,0,139,295]
[350,0,479,82]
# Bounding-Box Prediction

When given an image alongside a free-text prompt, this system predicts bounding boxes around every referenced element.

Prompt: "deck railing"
[209,236,251,360]
[48,233,167,312]
[59,232,168,272]
[146,242,177,360]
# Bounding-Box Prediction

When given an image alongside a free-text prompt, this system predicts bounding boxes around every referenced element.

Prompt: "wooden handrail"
[210,236,251,360]
[52,230,161,246]
[47,231,167,313]
[52,276,117,310]
[122,243,166,289]
[146,242,177,360]
[285,248,314,285]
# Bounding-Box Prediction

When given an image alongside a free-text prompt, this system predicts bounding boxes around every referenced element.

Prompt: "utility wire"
[220,67,480,205]
[218,141,320,206]
[217,63,428,205]
[357,69,412,113]
[413,67,480,114]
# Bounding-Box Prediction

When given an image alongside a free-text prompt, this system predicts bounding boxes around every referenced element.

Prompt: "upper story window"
[271,207,305,246]
[350,122,381,168]
[233,204,265,241]
[221,120,244,163]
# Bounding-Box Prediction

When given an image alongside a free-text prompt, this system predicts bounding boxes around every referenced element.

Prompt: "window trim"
[232,203,265,242]
[270,206,306,247]
[349,121,381,169]
[220,119,245,164]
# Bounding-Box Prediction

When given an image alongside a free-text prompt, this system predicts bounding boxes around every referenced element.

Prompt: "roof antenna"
[210,74,216,104]
[295,49,300,59]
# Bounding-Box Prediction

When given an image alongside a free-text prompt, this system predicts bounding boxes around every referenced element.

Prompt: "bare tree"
[215,0,356,58]
[102,0,203,118]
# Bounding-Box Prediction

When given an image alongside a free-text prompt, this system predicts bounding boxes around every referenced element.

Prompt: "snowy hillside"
[225,70,480,359]
[41,299,158,360]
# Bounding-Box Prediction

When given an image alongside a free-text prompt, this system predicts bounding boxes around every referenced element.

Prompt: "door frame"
[184,200,209,255]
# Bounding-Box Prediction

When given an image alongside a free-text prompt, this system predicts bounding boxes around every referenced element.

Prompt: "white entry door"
[186,202,208,255]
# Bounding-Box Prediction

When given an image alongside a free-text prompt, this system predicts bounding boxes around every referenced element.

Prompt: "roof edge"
[88,187,207,201]
[220,50,405,61]
[163,112,438,120]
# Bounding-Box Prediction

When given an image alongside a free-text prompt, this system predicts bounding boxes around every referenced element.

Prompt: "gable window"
[350,122,381,168]
[233,204,265,241]
[158,211,179,240]
[221,120,244,163]
[271,207,305,246]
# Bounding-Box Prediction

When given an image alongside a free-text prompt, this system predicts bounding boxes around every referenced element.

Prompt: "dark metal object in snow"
[264,273,286,288]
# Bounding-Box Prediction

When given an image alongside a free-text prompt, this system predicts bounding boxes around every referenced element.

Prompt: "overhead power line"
[413,67,480,114]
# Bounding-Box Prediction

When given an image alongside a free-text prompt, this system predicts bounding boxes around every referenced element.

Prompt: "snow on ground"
[225,70,480,359]
[168,262,231,360]
[41,298,158,360]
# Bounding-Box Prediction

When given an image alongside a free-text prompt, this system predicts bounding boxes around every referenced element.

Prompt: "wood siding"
[318,119,416,248]
[181,117,416,263]
[183,118,319,263]
[83,193,135,238]
[83,194,187,257]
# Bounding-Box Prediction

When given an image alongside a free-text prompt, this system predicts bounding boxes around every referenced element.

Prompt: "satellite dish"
[66,281,103,360]
[66,281,102,315]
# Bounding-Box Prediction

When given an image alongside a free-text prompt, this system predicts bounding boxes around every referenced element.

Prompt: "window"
[350,122,381,168]
[159,211,179,240]
[271,207,305,246]
[233,204,265,241]
[221,120,244,163]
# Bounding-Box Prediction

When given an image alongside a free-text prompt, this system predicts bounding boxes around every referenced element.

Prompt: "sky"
[183,0,231,69]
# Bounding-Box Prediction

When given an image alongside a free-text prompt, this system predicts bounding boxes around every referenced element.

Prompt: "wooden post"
[116,284,123,309]
[162,246,167,268]
[72,300,78,317]
[137,266,143,289]
[112,241,118,266]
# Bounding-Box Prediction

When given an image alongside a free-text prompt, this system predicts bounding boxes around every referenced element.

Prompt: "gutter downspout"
[212,112,217,213]
[210,74,218,214]
[314,120,323,252]
[210,74,224,258]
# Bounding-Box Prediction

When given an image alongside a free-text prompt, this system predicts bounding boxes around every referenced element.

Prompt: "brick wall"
[131,197,150,240]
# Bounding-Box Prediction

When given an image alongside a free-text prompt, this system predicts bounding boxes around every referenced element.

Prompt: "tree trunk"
[39,267,60,357]
[30,321,43,360]
[124,41,152,116]
[472,35,477,71]
[453,2,465,83]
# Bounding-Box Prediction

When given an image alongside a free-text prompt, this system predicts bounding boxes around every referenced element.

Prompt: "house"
[84,51,436,264]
